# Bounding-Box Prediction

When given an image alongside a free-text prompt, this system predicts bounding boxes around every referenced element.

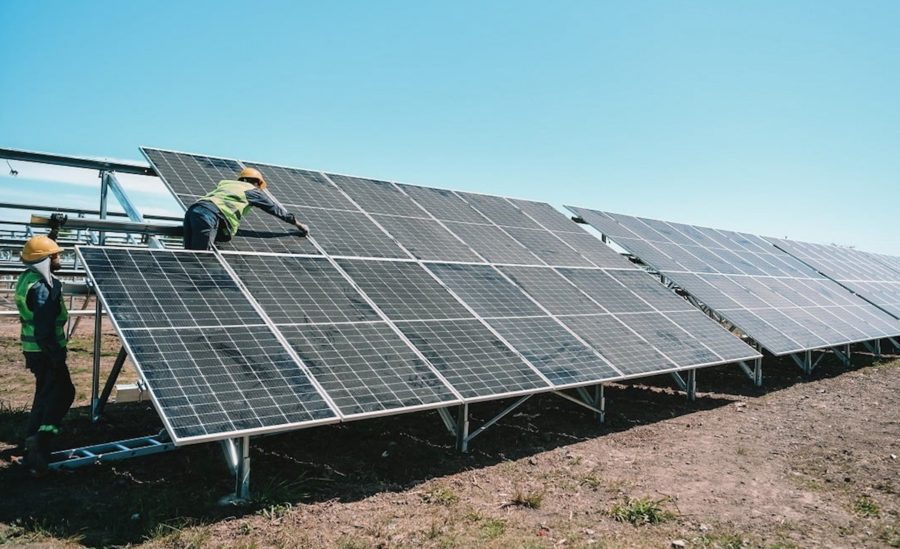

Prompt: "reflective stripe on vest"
[200,180,256,236]
[15,270,68,353]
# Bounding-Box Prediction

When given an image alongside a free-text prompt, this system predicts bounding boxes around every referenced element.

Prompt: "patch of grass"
[144,520,211,548]
[736,446,747,456]
[581,475,604,489]
[480,518,506,540]
[509,487,544,509]
[421,485,459,506]
[0,518,84,546]
[767,542,800,549]
[257,502,293,520]
[852,495,880,518]
[608,497,675,525]
[698,532,746,548]
[880,524,900,548]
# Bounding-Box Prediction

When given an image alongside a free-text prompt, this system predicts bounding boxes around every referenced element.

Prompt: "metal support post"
[790,351,813,375]
[90,289,102,422]
[219,436,251,505]
[889,337,900,352]
[686,369,697,401]
[832,345,852,367]
[93,347,128,421]
[595,384,605,423]
[737,358,763,387]
[455,403,469,453]
[98,170,109,245]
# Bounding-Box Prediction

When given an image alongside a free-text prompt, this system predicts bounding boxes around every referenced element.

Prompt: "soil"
[0,310,897,548]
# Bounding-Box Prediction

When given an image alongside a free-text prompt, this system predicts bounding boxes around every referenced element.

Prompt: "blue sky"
[1,1,898,253]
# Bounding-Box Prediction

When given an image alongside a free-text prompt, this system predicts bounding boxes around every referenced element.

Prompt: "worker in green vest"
[183,167,310,250]
[15,235,75,476]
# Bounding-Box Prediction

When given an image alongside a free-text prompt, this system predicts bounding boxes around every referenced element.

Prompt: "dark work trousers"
[183,203,228,251]
[25,351,75,438]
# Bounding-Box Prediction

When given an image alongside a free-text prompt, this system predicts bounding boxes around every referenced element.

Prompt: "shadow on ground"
[0,347,894,546]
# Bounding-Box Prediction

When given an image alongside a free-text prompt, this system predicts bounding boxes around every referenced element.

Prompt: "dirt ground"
[0,310,898,548]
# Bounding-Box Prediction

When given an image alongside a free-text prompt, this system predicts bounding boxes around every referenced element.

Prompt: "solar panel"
[328,173,428,218]
[395,184,488,223]
[279,323,457,416]
[336,259,474,321]
[442,221,543,265]
[371,215,483,262]
[767,237,900,319]
[143,148,242,197]
[397,319,549,400]
[223,254,380,324]
[559,315,676,376]
[486,316,621,385]
[245,163,357,211]
[498,266,606,315]
[78,247,264,330]
[426,263,546,318]
[77,247,337,444]
[570,207,900,354]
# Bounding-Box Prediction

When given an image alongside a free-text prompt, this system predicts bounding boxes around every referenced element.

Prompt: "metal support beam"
[671,370,698,400]
[832,345,852,368]
[98,170,109,245]
[790,350,813,375]
[455,403,470,453]
[92,347,128,421]
[554,388,605,419]
[104,171,168,249]
[437,407,457,436]
[889,337,900,352]
[90,287,102,422]
[48,431,174,470]
[738,357,763,387]
[30,213,181,238]
[0,146,155,175]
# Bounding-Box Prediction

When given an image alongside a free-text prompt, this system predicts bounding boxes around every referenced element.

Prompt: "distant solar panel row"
[76,148,762,445]
[568,207,900,355]
[768,238,900,319]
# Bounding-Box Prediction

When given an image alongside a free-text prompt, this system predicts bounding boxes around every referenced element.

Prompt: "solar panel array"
[76,247,338,444]
[568,207,900,355]
[73,147,764,445]
[767,238,900,319]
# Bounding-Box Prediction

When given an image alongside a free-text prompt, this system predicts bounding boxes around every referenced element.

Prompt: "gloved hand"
[294,221,310,237]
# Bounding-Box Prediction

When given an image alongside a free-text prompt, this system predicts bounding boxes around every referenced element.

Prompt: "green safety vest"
[200,180,256,236]
[15,270,68,353]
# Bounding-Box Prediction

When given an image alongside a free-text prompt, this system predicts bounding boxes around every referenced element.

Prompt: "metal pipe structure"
[0,146,155,176]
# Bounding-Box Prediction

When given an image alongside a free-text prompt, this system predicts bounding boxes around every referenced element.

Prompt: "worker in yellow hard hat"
[183,166,310,250]
[14,235,75,476]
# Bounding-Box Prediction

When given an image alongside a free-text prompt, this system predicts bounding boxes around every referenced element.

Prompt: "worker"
[182,167,309,250]
[15,235,75,476]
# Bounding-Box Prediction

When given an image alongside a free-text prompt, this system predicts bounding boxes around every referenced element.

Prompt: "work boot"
[23,434,49,477]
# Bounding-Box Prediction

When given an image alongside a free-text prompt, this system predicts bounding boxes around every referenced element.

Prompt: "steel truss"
[437,385,606,453]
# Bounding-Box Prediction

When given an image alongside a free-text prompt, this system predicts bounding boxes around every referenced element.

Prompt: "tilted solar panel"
[569,207,900,355]
[77,247,337,445]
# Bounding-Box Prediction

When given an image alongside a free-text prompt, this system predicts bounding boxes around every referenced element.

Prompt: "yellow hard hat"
[238,167,267,190]
[21,235,63,263]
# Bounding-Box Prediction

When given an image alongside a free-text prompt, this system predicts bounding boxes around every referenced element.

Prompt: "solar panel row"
[768,237,900,319]
[76,148,762,445]
[568,207,900,355]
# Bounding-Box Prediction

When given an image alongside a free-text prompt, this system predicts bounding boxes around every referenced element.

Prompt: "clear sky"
[1,1,898,254]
